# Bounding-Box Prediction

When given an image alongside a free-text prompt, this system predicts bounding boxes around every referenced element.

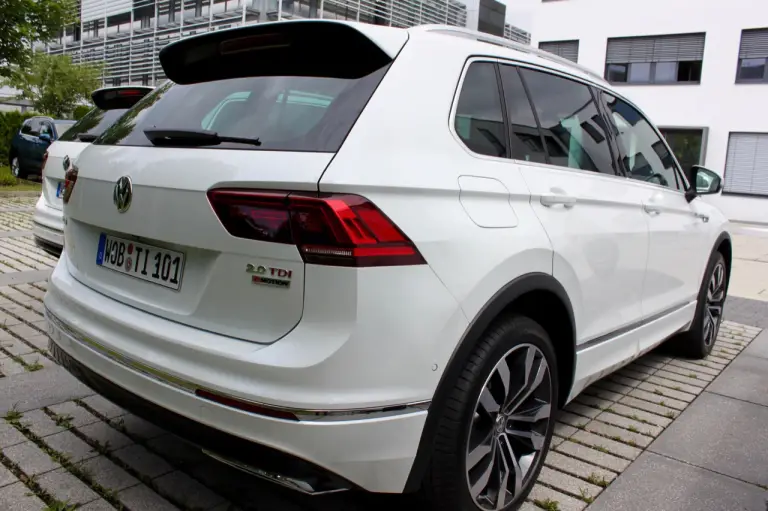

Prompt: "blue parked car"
[8,117,75,179]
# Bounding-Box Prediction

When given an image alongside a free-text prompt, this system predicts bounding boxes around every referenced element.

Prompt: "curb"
[0,191,40,198]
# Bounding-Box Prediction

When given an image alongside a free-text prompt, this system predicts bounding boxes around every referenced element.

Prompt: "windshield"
[54,122,74,136]
[96,67,388,152]
[58,108,128,142]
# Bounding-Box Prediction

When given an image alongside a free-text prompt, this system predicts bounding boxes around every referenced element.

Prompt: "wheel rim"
[11,158,19,177]
[465,344,553,510]
[703,261,726,347]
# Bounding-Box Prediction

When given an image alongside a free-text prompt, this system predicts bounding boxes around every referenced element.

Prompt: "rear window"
[59,109,128,142]
[54,122,74,136]
[96,68,388,152]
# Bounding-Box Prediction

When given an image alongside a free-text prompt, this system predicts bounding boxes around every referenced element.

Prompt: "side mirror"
[692,165,722,195]
[38,133,52,143]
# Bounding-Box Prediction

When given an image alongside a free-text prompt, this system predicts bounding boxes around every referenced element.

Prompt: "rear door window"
[520,69,617,176]
[454,61,508,158]
[97,68,388,152]
[498,64,547,163]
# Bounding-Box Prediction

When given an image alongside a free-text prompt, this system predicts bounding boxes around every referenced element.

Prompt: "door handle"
[540,194,576,209]
[695,212,709,223]
[643,204,661,216]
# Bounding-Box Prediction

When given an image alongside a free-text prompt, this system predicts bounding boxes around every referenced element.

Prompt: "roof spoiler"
[159,20,406,85]
[91,86,154,110]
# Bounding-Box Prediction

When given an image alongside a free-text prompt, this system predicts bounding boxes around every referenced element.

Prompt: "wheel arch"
[715,231,732,291]
[404,272,576,493]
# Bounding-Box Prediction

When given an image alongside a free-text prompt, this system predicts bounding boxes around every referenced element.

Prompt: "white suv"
[33,86,153,255]
[45,21,731,510]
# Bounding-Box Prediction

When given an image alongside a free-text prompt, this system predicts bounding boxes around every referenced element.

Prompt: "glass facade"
[45,0,526,86]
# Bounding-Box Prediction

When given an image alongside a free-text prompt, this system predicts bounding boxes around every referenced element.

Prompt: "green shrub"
[0,169,18,187]
[0,110,40,165]
[73,104,91,120]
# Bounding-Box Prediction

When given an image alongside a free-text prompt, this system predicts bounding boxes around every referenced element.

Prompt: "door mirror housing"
[38,133,52,143]
[692,165,722,195]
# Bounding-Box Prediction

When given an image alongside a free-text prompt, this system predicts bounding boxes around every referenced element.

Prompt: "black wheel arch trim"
[403,272,575,493]
[714,230,733,292]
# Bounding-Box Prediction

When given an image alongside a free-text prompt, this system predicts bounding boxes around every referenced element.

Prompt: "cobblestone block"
[78,455,139,491]
[653,368,708,388]
[544,450,617,483]
[44,430,98,463]
[80,395,125,420]
[628,389,688,410]
[0,356,26,376]
[21,335,48,351]
[605,403,673,428]
[666,359,720,377]
[0,463,16,488]
[557,411,590,428]
[538,466,602,500]
[153,471,226,509]
[529,483,587,511]
[76,499,117,511]
[77,421,133,452]
[563,402,601,419]
[645,375,703,396]
[585,419,653,447]
[112,414,165,441]
[636,381,697,403]
[0,481,47,511]
[3,440,60,475]
[555,440,631,472]
[571,430,642,460]
[48,402,100,428]
[20,409,65,438]
[0,421,27,448]
[0,337,34,357]
[118,484,180,511]
[37,467,99,505]
[595,411,663,437]
[619,395,680,417]
[113,444,173,479]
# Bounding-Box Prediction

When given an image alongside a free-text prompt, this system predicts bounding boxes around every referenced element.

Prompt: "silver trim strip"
[46,307,430,421]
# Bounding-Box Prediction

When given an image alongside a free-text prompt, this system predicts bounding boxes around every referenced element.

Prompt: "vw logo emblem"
[113,176,133,213]
[62,155,70,171]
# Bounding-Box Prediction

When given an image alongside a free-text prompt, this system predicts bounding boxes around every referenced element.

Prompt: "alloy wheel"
[465,344,553,510]
[11,158,19,178]
[703,261,726,347]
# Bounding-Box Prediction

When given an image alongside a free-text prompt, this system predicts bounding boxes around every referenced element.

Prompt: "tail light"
[207,190,426,267]
[41,151,49,179]
[62,165,78,204]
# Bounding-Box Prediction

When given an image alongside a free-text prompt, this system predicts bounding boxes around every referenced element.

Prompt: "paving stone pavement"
[0,196,765,511]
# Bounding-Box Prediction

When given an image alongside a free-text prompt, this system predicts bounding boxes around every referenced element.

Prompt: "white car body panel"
[44,21,731,495]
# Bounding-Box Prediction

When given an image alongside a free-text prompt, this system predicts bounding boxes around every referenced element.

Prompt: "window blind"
[739,29,768,59]
[724,133,768,196]
[606,33,705,64]
[539,40,579,63]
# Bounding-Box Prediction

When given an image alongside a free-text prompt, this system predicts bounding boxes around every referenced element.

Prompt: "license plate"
[55,182,63,198]
[96,233,185,290]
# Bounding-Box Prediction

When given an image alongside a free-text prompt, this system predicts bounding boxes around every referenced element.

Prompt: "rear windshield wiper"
[143,129,262,147]
[77,133,98,142]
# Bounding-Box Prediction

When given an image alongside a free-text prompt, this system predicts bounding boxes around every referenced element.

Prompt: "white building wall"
[530,0,768,224]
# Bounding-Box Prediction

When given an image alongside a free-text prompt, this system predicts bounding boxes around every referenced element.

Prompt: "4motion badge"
[246,263,292,289]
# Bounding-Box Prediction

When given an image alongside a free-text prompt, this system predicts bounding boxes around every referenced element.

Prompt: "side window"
[454,62,507,158]
[498,65,547,163]
[20,121,33,135]
[520,69,616,175]
[599,92,682,191]
[28,119,42,136]
[40,122,53,137]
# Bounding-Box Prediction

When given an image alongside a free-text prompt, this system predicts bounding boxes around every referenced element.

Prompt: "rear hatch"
[63,21,407,344]
[44,87,154,210]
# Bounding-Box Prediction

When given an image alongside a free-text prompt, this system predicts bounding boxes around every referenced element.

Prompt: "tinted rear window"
[97,68,388,152]
[59,109,128,142]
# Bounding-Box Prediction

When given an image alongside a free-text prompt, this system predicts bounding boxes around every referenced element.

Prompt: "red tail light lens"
[207,190,426,267]
[62,166,78,204]
[41,151,49,178]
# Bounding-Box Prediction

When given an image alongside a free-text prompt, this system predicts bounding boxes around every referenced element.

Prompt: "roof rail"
[417,25,607,85]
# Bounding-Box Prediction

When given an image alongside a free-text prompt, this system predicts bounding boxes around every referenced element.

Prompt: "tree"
[0,0,77,76]
[3,53,102,118]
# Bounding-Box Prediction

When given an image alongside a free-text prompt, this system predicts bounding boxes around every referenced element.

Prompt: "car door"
[30,120,55,170]
[596,91,710,351]
[502,65,648,382]
[17,119,41,166]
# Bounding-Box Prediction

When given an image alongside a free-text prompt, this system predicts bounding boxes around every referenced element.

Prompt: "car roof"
[407,25,608,87]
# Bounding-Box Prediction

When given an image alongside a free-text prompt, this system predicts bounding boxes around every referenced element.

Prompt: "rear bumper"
[47,339,353,494]
[44,255,466,492]
[33,195,63,252]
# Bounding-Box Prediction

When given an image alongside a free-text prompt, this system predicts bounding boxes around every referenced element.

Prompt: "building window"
[605,33,705,84]
[736,28,768,83]
[723,133,768,196]
[538,40,579,63]
[659,128,707,173]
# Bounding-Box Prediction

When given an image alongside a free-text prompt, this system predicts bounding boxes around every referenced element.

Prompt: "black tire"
[422,315,558,511]
[10,156,28,180]
[668,251,728,359]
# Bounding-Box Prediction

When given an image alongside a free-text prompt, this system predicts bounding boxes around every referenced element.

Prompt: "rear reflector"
[207,190,426,267]
[41,151,49,179]
[195,389,298,421]
[62,165,78,205]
